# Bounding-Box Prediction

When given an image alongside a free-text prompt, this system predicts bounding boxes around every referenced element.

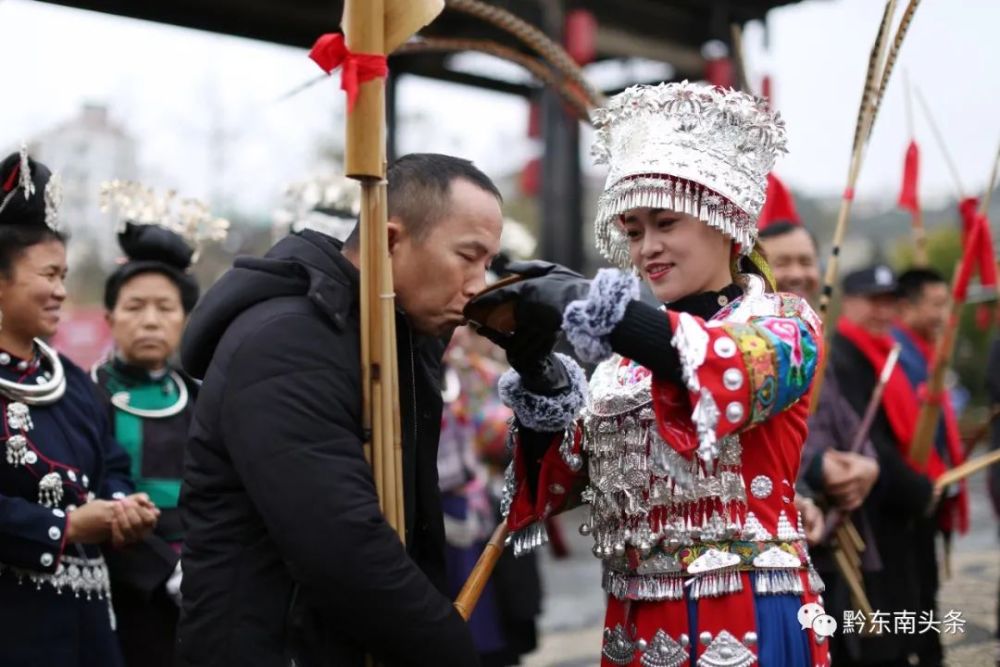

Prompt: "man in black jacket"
[831,265,941,666]
[176,153,503,667]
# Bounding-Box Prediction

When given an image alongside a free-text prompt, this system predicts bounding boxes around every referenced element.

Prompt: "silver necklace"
[90,362,189,419]
[0,339,66,406]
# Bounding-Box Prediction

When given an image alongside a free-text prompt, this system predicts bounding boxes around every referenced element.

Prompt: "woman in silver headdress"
[469,82,829,667]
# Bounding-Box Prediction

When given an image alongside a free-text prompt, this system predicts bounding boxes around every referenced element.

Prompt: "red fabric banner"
[898,140,920,213]
[958,197,997,290]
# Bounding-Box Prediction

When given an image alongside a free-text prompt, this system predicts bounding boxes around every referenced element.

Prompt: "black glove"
[470,261,589,395]
[471,260,592,337]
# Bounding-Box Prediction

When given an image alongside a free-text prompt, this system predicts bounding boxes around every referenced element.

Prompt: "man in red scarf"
[832,265,944,667]
[891,268,970,667]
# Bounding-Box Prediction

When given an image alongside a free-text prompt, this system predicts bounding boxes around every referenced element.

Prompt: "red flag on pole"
[898,140,920,213]
[757,173,801,231]
[957,197,997,293]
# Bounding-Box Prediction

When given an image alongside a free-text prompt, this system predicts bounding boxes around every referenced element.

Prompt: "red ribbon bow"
[309,33,388,112]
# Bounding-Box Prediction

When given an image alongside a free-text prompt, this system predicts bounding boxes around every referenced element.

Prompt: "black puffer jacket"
[176,230,477,667]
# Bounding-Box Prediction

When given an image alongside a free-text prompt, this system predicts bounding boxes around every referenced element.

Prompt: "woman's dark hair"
[0,225,67,279]
[344,153,502,249]
[104,222,200,313]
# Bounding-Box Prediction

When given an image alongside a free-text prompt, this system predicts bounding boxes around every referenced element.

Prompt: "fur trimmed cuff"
[498,353,588,432]
[562,268,640,363]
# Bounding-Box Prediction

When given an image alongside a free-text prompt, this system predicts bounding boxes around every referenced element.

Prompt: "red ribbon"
[842,187,855,201]
[953,215,982,302]
[957,197,997,291]
[309,33,388,112]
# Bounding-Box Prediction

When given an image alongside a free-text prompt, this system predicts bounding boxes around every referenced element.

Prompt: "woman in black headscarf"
[93,189,205,667]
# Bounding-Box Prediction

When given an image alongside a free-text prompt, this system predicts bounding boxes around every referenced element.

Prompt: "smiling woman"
[467,82,828,667]
[0,149,157,667]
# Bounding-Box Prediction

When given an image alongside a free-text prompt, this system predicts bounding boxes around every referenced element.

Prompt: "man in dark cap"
[831,265,942,666]
[177,153,503,667]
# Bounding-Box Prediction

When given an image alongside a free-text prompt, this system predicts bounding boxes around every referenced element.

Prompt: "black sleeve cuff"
[608,301,682,383]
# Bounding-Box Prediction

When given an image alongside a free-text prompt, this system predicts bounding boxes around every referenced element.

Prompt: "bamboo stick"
[833,548,874,617]
[810,0,899,413]
[913,86,966,199]
[729,23,751,95]
[454,522,510,620]
[902,72,928,266]
[911,147,1000,464]
[912,208,928,266]
[935,449,1000,490]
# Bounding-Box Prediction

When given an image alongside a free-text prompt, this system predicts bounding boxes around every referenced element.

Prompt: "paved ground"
[520,475,999,667]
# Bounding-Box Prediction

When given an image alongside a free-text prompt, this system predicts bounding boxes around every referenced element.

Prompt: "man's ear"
[387,217,406,256]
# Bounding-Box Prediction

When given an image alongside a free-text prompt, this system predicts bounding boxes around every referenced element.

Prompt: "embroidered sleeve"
[651,293,821,462]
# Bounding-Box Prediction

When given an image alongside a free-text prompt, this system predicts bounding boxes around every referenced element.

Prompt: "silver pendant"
[5,434,28,466]
[7,401,33,432]
[38,472,63,507]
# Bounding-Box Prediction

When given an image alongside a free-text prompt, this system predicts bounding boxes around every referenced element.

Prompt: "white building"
[30,104,139,266]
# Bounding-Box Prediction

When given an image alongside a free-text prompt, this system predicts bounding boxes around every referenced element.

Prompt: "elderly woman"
[471,83,828,666]
[92,204,202,667]
[0,149,157,667]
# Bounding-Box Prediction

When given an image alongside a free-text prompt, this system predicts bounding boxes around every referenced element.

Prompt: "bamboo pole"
[913,86,966,199]
[730,23,751,95]
[810,0,898,414]
[935,449,1000,490]
[902,72,928,266]
[911,147,1000,465]
[454,522,510,620]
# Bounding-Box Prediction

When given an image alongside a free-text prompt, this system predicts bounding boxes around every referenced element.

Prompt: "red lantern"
[565,10,597,65]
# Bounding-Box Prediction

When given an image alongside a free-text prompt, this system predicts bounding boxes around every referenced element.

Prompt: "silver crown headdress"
[272,173,361,242]
[591,81,787,267]
[99,180,230,261]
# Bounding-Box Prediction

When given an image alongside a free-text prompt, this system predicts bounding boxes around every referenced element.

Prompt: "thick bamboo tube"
[344,0,385,179]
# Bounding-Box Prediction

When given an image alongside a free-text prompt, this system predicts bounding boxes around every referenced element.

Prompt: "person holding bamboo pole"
[176,153,503,667]
[759,220,883,665]
[468,82,829,667]
[891,267,970,667]
[830,265,945,666]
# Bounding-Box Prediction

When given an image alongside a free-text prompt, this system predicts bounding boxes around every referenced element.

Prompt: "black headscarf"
[0,150,56,229]
[103,222,200,313]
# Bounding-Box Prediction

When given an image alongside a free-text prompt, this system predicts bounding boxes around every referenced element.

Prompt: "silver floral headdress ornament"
[272,173,361,242]
[99,180,230,262]
[0,143,63,231]
[591,81,787,268]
